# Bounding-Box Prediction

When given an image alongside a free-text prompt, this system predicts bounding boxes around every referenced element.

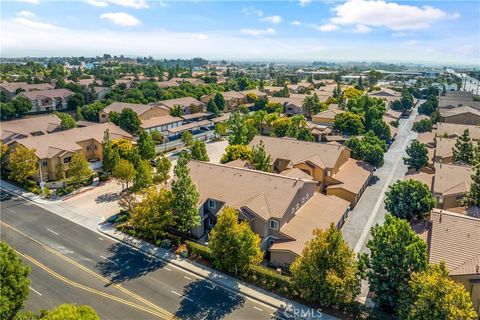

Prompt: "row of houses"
[438,91,480,125]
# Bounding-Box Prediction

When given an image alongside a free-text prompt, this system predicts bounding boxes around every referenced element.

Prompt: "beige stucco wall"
[453,274,480,317]
[442,114,480,125]
[311,115,334,125]
[326,188,357,206]
[270,250,297,267]
[140,107,170,120]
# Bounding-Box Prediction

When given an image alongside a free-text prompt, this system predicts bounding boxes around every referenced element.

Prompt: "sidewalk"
[1,179,338,320]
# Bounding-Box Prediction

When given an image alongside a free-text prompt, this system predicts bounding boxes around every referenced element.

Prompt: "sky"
[1,0,479,65]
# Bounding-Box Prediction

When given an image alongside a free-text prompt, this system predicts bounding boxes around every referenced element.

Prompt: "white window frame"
[270,219,279,230]
[207,199,216,209]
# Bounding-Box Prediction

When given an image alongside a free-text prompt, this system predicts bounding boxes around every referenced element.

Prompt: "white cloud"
[241,7,263,17]
[454,45,476,56]
[100,12,141,27]
[261,15,282,24]
[291,20,302,26]
[241,28,276,37]
[12,18,58,30]
[85,0,148,9]
[451,12,460,19]
[18,10,36,18]
[16,0,39,4]
[405,40,419,46]
[330,0,447,31]
[351,24,371,33]
[315,24,338,32]
[85,0,108,7]
[391,31,410,37]
[299,0,311,7]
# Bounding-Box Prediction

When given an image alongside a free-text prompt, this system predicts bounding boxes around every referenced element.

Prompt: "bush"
[185,240,212,260]
[23,179,37,191]
[99,171,112,182]
[56,185,75,197]
[242,264,293,296]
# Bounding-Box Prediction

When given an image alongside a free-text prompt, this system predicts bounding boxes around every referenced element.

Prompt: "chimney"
[476,264,479,274]
[439,210,443,223]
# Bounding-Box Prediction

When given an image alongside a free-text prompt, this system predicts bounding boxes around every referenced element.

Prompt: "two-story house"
[17,89,75,112]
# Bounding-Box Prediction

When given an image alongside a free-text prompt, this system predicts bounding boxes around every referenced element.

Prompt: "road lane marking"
[164,267,172,271]
[16,250,174,319]
[171,290,193,302]
[5,208,15,213]
[206,285,215,290]
[29,286,42,296]
[1,221,175,319]
[98,237,104,241]
[46,228,59,236]
[183,276,192,281]
[253,306,263,312]
[100,255,118,266]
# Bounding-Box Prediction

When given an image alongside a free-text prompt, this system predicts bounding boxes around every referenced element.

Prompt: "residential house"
[0,82,54,100]
[439,91,480,109]
[263,86,284,95]
[100,102,170,123]
[421,209,480,316]
[10,123,132,182]
[311,106,344,126]
[287,82,314,94]
[433,163,472,210]
[1,114,61,144]
[93,87,110,100]
[269,97,304,116]
[436,123,480,141]
[249,136,373,206]
[156,97,204,115]
[439,106,480,125]
[239,89,267,99]
[186,161,351,266]
[433,138,456,164]
[17,89,75,113]
[367,88,402,108]
[201,91,245,111]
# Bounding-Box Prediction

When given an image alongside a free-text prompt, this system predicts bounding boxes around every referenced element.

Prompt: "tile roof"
[440,106,480,118]
[103,102,155,116]
[1,114,61,143]
[268,97,303,108]
[327,159,373,194]
[434,137,456,159]
[279,168,314,180]
[187,161,317,221]
[15,122,132,159]
[166,119,211,134]
[312,108,344,121]
[0,82,54,93]
[249,135,348,169]
[428,209,480,276]
[405,170,434,189]
[139,115,183,130]
[18,88,74,100]
[436,123,480,141]
[433,163,472,196]
[157,97,203,109]
[270,193,350,255]
[222,91,245,100]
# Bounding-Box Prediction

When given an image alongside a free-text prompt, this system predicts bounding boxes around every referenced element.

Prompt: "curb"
[96,224,320,318]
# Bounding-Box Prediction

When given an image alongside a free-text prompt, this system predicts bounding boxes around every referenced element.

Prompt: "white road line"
[353,111,415,253]
[183,276,192,281]
[5,208,15,213]
[206,285,215,290]
[29,286,42,296]
[46,228,59,236]
[164,267,172,271]
[100,255,118,266]
[171,290,182,297]
[253,306,263,312]
[98,237,104,240]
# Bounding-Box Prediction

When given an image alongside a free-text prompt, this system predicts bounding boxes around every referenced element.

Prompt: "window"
[63,157,71,163]
[87,146,92,151]
[270,220,279,230]
[42,161,48,167]
[207,200,216,209]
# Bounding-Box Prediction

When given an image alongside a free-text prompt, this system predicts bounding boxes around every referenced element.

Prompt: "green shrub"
[242,265,293,296]
[99,171,111,182]
[185,240,212,260]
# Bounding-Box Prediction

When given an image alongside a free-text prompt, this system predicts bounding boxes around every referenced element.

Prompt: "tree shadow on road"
[95,192,120,204]
[95,242,166,284]
[368,175,380,186]
[175,277,246,320]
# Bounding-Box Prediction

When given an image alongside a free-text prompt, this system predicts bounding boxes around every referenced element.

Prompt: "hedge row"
[185,240,213,261]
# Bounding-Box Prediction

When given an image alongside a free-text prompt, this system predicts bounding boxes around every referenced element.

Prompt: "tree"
[401,91,414,110]
[11,96,32,116]
[272,117,291,137]
[297,127,314,142]
[0,242,30,320]
[214,122,227,138]
[250,140,271,172]
[8,145,38,184]
[384,180,435,221]
[41,304,100,320]
[102,129,119,172]
[333,112,364,136]
[398,263,477,320]
[181,131,193,146]
[0,102,16,120]
[209,207,262,275]
[113,159,135,190]
[412,118,433,133]
[68,153,91,186]
[466,148,480,205]
[137,131,156,160]
[189,140,209,161]
[129,188,174,242]
[169,105,184,117]
[290,225,361,308]
[171,152,200,233]
[344,132,386,167]
[418,97,438,116]
[341,87,363,99]
[206,98,219,115]
[118,190,137,214]
[404,140,429,171]
[213,93,225,112]
[115,108,140,134]
[67,93,85,110]
[132,159,153,191]
[452,129,474,165]
[79,102,105,122]
[54,112,77,130]
[363,214,428,312]
[286,115,306,139]
[391,100,403,111]
[370,119,391,143]
[302,93,324,118]
[220,145,252,164]
[228,112,250,145]
[154,155,171,185]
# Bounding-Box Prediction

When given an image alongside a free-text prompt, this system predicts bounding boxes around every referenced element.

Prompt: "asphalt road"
[341,104,419,253]
[0,192,294,320]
